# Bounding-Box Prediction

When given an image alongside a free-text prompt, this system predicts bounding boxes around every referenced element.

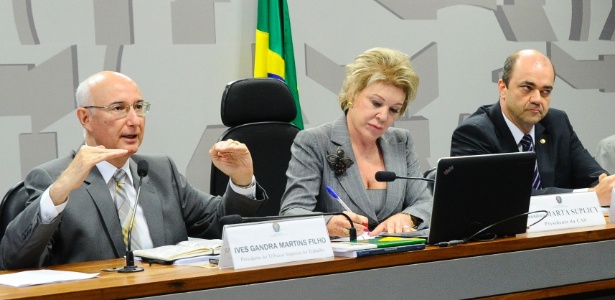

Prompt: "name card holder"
[527,192,605,233]
[219,216,333,269]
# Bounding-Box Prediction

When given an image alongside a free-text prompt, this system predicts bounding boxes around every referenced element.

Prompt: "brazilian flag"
[254,0,303,129]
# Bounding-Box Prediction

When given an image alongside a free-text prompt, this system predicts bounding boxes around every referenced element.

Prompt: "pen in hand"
[326,185,353,212]
[326,185,369,235]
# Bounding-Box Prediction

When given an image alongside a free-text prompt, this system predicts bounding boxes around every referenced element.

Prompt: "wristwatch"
[235,180,255,189]
[402,212,421,229]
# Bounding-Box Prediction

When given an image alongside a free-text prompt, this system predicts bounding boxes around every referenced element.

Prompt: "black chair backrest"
[210,78,300,216]
[0,181,27,238]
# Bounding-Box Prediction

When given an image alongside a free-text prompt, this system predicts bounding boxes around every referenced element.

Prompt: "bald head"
[498,49,555,134]
[75,71,138,108]
[501,49,556,88]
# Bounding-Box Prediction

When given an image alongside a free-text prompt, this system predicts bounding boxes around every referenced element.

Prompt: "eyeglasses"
[83,101,151,118]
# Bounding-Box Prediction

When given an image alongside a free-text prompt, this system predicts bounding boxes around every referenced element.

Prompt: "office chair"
[210,78,300,216]
[0,181,27,238]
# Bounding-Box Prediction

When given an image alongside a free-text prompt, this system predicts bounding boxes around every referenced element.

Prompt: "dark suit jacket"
[279,116,433,229]
[451,102,607,196]
[0,153,265,269]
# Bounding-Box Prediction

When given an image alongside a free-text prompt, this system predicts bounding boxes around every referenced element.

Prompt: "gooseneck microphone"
[219,212,358,242]
[375,171,434,182]
[118,160,149,273]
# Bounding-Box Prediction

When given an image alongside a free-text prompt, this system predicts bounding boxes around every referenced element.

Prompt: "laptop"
[383,152,536,245]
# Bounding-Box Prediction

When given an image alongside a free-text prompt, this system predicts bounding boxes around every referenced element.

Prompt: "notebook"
[383,152,536,245]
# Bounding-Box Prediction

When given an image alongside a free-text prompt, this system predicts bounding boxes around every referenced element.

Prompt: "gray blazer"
[279,116,432,229]
[0,153,265,269]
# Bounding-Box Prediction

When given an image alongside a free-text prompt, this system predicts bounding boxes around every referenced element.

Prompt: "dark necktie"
[519,134,542,190]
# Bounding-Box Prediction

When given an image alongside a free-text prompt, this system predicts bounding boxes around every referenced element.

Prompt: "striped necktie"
[519,134,543,190]
[111,169,141,250]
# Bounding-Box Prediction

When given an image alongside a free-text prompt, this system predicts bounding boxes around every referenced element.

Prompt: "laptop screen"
[425,152,536,245]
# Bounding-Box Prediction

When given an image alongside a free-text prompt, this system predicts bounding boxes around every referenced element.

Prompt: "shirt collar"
[502,111,536,146]
[96,160,133,186]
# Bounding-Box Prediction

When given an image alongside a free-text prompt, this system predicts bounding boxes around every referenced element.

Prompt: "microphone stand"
[396,176,434,182]
[118,165,148,273]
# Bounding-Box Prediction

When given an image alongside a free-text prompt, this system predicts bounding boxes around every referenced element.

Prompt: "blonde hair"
[338,47,419,115]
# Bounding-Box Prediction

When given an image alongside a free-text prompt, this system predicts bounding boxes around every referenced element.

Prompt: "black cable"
[434,210,549,247]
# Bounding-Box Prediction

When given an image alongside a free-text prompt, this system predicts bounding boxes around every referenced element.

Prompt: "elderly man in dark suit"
[451,49,614,206]
[0,71,266,269]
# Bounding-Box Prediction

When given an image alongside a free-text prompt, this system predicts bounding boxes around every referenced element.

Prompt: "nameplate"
[219,217,333,269]
[527,192,605,232]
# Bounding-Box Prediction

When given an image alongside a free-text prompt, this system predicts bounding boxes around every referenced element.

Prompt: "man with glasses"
[0,71,267,269]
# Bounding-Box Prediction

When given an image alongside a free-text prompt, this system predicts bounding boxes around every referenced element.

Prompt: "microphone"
[219,214,243,227]
[118,160,149,273]
[375,171,434,182]
[219,212,358,242]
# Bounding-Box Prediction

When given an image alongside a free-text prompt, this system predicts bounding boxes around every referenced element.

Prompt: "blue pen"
[326,185,353,213]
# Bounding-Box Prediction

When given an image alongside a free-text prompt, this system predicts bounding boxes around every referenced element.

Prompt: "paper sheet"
[0,270,99,287]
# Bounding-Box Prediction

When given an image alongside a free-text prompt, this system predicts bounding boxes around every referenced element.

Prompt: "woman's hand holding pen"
[326,211,369,237]
[368,213,415,236]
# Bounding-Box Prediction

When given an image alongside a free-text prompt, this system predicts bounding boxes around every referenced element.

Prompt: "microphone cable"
[434,210,549,247]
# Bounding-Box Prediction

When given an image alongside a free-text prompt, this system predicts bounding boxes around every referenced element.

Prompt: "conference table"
[2,223,615,299]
